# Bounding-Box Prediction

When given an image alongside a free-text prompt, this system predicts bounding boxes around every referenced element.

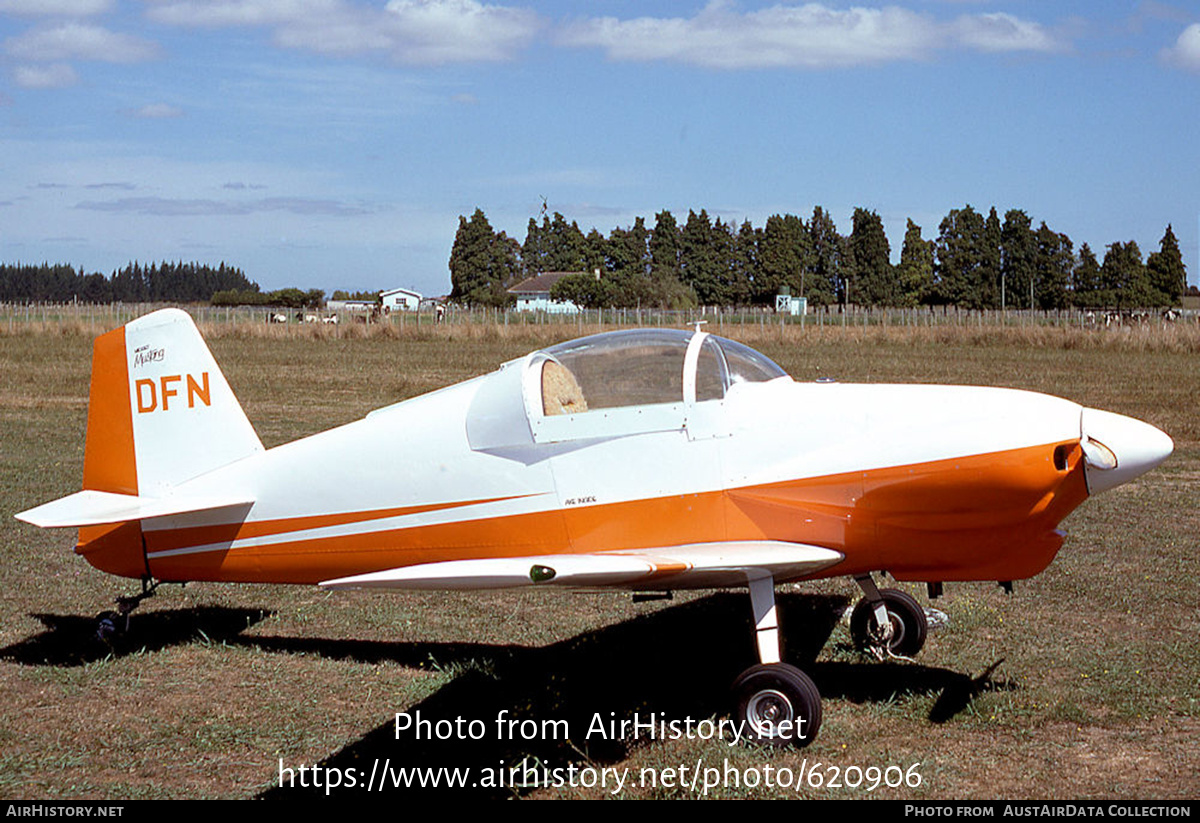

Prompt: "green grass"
[1,322,1197,799]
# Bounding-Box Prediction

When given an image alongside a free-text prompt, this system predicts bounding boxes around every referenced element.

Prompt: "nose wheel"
[850,576,927,659]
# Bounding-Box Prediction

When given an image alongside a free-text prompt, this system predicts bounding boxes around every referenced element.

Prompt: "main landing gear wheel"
[731,663,822,748]
[851,588,927,658]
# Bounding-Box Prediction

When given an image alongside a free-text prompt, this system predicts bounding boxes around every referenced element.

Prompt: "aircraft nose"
[1080,407,1173,494]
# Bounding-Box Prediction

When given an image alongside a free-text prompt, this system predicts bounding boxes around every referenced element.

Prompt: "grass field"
[1,319,1197,799]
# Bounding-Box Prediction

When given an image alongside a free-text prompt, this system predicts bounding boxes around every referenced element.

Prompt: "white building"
[508,272,582,314]
[381,287,422,312]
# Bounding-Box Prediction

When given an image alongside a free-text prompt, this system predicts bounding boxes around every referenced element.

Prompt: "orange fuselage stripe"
[79,440,1091,586]
[142,494,541,554]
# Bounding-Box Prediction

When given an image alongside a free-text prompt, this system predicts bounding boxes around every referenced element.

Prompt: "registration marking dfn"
[135,372,211,413]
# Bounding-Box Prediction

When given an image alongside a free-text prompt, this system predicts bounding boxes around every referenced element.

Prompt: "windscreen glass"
[542,330,687,410]
[715,336,788,385]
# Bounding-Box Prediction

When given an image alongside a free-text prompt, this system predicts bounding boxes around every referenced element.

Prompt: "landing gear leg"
[730,572,822,747]
[851,574,927,659]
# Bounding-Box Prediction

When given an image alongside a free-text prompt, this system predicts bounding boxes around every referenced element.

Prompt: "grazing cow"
[270,313,287,324]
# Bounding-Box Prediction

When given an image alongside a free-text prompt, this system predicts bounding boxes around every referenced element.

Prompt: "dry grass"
[6,303,1200,354]
[0,317,1197,800]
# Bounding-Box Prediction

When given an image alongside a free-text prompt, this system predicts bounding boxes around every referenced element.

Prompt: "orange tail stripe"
[82,326,137,496]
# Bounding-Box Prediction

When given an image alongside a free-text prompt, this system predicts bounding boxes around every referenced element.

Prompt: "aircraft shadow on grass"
[1,606,272,666]
[1,592,1013,798]
[245,592,1014,798]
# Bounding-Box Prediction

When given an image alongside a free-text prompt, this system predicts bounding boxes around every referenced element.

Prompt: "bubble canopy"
[540,329,788,412]
[465,328,791,450]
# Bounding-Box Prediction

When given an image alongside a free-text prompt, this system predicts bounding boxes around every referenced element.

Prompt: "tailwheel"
[731,663,821,748]
[851,588,927,658]
[95,578,158,643]
[95,611,122,643]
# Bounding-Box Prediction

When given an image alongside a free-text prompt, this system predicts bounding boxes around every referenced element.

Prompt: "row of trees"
[211,287,325,309]
[0,261,258,304]
[0,259,376,310]
[449,207,1188,311]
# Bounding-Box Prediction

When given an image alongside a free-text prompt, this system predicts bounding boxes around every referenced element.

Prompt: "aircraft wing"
[15,489,254,528]
[319,540,845,592]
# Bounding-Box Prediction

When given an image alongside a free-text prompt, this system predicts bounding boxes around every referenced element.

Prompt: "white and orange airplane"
[17,309,1173,747]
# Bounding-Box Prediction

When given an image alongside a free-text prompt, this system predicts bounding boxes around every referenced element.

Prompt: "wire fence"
[1,301,1193,335]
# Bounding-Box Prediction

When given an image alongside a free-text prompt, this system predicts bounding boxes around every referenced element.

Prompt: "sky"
[1,0,1198,298]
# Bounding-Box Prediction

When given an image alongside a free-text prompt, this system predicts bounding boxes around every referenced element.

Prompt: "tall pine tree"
[848,208,895,306]
[1001,209,1036,310]
[449,208,519,307]
[896,219,934,307]
[936,206,987,308]
[1147,224,1186,305]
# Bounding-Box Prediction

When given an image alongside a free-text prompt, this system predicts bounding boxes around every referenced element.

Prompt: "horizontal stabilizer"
[15,489,254,529]
[319,540,844,592]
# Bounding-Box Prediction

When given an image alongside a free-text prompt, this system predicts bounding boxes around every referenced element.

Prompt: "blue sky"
[1,0,1197,298]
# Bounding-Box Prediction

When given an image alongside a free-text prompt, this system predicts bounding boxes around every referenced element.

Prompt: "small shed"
[775,287,808,316]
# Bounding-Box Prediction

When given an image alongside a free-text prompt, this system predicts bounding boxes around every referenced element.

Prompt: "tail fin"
[84,308,263,498]
[16,309,260,577]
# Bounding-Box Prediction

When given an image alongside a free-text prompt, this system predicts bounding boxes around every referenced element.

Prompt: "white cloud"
[130,103,184,118]
[1160,23,1200,71]
[951,12,1058,53]
[13,62,78,88]
[558,1,1063,69]
[146,0,540,64]
[143,0,341,28]
[376,0,539,62]
[559,3,936,68]
[0,0,112,15]
[6,23,161,63]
